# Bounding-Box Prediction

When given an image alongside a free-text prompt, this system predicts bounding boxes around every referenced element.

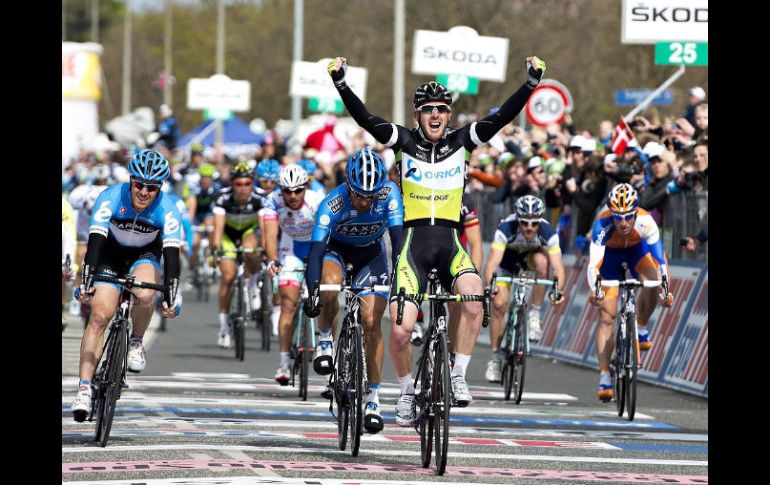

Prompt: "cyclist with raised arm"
[211,162,267,348]
[70,149,182,422]
[587,183,674,401]
[482,195,565,383]
[303,147,403,433]
[263,164,325,385]
[328,54,546,424]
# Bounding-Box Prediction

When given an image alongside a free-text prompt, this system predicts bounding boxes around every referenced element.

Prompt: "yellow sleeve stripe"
[491,242,506,251]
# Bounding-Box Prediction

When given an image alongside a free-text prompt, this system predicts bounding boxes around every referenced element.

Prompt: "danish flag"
[611,117,636,156]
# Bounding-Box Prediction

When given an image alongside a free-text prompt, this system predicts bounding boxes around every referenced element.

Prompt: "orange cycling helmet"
[608,183,639,214]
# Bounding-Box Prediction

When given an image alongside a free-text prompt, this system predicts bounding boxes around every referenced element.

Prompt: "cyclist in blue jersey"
[297,158,327,195]
[70,149,183,422]
[303,147,403,433]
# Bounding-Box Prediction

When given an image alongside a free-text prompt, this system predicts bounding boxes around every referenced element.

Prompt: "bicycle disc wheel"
[350,325,364,456]
[96,321,127,447]
[260,272,272,351]
[626,312,639,421]
[418,340,433,468]
[299,315,310,400]
[614,321,626,417]
[433,332,451,475]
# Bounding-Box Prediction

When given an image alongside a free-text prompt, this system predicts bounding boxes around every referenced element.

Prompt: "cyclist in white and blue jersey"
[70,149,183,422]
[303,147,403,433]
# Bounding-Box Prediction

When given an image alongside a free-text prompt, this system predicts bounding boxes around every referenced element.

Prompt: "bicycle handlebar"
[600,279,662,288]
[213,247,264,255]
[319,284,391,293]
[394,287,490,328]
[92,274,167,293]
[494,276,556,287]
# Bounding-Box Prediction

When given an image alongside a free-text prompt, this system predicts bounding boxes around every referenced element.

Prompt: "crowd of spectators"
[62,86,708,262]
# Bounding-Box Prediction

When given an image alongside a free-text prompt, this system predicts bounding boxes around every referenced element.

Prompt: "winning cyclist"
[327,54,546,424]
[303,147,403,433]
[211,162,267,348]
[587,183,674,401]
[482,195,565,383]
[263,164,325,385]
[70,149,182,422]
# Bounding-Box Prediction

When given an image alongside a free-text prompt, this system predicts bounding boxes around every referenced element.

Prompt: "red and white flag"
[611,117,636,156]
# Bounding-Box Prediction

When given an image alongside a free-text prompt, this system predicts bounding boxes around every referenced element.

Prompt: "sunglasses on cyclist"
[131,180,162,192]
[281,186,306,195]
[419,104,451,114]
[349,188,375,201]
[233,181,253,188]
[519,219,540,227]
[611,211,637,222]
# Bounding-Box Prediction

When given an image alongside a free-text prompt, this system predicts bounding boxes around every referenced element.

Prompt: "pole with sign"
[524,80,573,128]
[655,42,708,66]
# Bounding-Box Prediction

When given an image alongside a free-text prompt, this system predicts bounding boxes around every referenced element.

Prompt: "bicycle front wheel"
[335,330,349,451]
[350,325,364,457]
[96,321,127,447]
[417,339,433,468]
[626,312,639,421]
[512,305,528,405]
[614,320,626,417]
[433,332,451,475]
[299,315,310,400]
[260,271,272,351]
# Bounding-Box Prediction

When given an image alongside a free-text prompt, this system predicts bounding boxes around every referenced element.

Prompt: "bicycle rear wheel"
[95,320,127,447]
[260,271,272,351]
[512,306,528,405]
[299,315,310,400]
[626,312,639,421]
[614,320,626,417]
[433,332,451,475]
[501,310,515,400]
[349,325,364,456]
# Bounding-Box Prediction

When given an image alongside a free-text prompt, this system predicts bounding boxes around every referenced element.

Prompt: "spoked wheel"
[614,322,626,417]
[433,332,451,475]
[260,271,272,351]
[299,316,310,401]
[335,333,349,451]
[95,323,126,447]
[349,326,364,457]
[417,340,434,468]
[626,313,639,421]
[501,312,515,401]
[512,307,528,405]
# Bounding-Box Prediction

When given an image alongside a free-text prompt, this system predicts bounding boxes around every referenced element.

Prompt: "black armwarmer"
[83,233,107,267]
[474,82,535,143]
[162,246,181,283]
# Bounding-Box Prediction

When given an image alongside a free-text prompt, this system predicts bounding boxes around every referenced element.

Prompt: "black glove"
[303,295,321,318]
[526,58,547,88]
[327,58,348,88]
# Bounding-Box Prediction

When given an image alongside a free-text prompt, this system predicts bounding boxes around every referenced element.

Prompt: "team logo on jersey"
[119,206,126,214]
[319,214,331,226]
[164,213,180,235]
[405,159,422,181]
[336,223,382,237]
[388,199,399,211]
[327,196,344,214]
[94,201,113,223]
[377,185,393,201]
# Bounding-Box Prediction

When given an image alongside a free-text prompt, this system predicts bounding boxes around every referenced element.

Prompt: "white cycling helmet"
[279,164,308,190]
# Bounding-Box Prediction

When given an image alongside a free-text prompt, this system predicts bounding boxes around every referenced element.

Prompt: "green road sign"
[655,42,708,66]
[436,73,479,95]
[309,97,344,114]
[203,107,233,120]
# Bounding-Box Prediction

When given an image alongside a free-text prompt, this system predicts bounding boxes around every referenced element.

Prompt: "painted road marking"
[60,445,709,466]
[61,416,708,442]
[63,478,511,485]
[61,404,676,429]
[61,459,709,482]
[59,395,651,419]
[61,377,577,402]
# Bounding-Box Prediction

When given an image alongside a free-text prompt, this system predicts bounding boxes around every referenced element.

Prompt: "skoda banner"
[412,26,509,82]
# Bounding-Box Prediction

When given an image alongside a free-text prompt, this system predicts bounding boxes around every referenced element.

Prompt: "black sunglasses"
[349,188,375,201]
[131,180,162,192]
[419,104,451,114]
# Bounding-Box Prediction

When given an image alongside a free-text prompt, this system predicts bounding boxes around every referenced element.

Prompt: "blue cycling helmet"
[128,149,170,182]
[346,147,387,196]
[256,159,281,181]
[297,159,317,177]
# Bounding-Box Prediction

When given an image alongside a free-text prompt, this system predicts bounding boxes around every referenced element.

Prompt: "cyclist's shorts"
[599,241,659,299]
[324,238,389,299]
[221,226,258,259]
[390,226,478,308]
[497,250,544,287]
[94,237,162,291]
[278,253,305,289]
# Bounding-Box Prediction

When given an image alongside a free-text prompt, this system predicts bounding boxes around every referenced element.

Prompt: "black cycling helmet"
[413,81,453,109]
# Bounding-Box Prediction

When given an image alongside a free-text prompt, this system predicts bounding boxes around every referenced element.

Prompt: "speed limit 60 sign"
[525,83,570,127]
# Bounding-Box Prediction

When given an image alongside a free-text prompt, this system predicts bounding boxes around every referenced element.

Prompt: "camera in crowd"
[679,171,703,191]
[606,157,643,183]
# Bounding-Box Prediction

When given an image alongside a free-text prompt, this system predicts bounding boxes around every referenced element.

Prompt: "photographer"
[638,142,675,226]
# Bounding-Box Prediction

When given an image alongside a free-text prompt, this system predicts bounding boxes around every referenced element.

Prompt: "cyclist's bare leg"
[636,265,661,323]
[361,294,386,384]
[78,284,120,380]
[595,295,618,370]
[128,263,161,337]
[452,272,484,355]
[242,233,260,275]
[530,251,549,306]
[218,259,236,314]
[490,283,511,351]
[319,260,342,335]
[278,285,300,352]
[388,300,417,378]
